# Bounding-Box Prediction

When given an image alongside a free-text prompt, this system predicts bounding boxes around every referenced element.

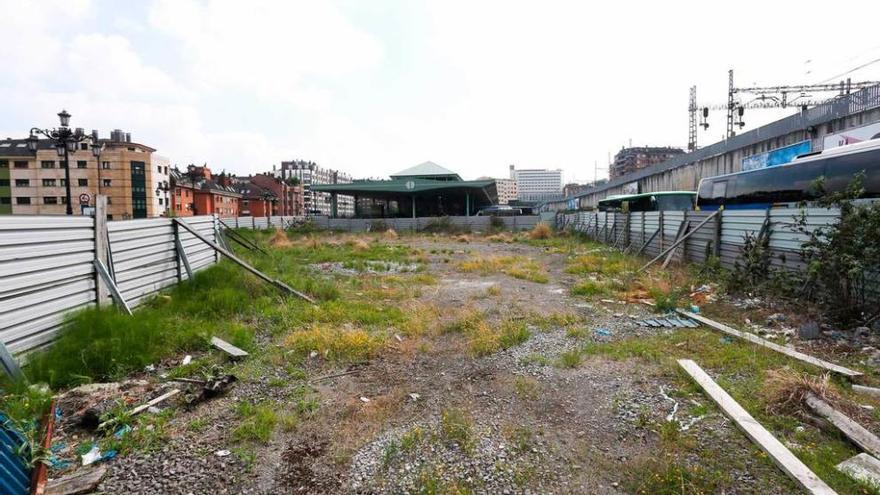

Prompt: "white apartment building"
[151,154,170,216]
[277,160,354,216]
[479,176,517,204]
[509,165,562,202]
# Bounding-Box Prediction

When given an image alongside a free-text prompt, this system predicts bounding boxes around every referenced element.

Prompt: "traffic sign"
[79,193,91,204]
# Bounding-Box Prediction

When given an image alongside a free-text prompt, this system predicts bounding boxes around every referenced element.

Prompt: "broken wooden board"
[45,466,107,495]
[853,384,880,399]
[97,388,180,430]
[836,453,880,487]
[677,309,862,380]
[211,336,249,359]
[805,393,880,458]
[678,359,837,495]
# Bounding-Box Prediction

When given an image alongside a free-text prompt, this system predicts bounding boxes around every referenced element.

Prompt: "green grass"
[583,328,876,494]
[557,349,582,368]
[440,408,475,454]
[24,262,269,389]
[233,401,279,443]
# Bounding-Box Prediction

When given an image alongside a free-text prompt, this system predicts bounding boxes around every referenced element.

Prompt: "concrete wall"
[550,85,880,210]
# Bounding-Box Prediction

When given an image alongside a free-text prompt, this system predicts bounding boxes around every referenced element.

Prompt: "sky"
[3,0,880,183]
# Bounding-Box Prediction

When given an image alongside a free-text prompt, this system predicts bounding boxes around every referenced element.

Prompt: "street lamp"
[28,110,95,215]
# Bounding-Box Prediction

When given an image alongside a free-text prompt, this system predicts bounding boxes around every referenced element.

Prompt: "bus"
[696,139,880,210]
[476,205,524,216]
[597,191,696,212]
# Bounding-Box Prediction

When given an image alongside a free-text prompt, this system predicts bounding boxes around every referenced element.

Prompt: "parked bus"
[696,139,880,210]
[476,205,524,216]
[597,191,696,212]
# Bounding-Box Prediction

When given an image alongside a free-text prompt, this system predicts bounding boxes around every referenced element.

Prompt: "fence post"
[714,209,722,257]
[659,210,665,252]
[213,215,221,263]
[173,221,183,282]
[681,210,689,263]
[625,213,631,248]
[641,211,646,247]
[94,195,110,307]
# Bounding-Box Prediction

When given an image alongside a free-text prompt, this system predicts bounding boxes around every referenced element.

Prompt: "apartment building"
[153,155,171,217]
[169,165,241,217]
[277,160,354,216]
[248,173,303,216]
[509,164,562,202]
[477,176,517,204]
[610,146,684,179]
[0,130,159,219]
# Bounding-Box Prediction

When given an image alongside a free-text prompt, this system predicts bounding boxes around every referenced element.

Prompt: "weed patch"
[285,325,383,362]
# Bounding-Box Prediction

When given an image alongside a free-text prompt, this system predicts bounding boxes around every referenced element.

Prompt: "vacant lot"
[10,227,880,494]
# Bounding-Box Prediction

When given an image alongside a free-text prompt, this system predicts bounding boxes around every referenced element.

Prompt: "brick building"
[170,165,241,217]
[610,146,684,179]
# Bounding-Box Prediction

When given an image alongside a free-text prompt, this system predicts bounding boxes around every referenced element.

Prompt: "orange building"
[170,165,241,217]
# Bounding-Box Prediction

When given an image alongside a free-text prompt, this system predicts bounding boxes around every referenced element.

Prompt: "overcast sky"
[3,0,880,183]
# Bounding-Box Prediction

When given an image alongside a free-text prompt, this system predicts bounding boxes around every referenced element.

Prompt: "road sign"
[79,193,91,204]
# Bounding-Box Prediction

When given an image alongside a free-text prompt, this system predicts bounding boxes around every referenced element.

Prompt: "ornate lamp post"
[27,110,98,215]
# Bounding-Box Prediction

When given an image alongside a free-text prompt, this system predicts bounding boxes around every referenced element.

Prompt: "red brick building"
[170,165,241,217]
[248,173,303,216]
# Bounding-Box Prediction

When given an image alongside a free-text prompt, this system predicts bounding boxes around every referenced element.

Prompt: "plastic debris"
[215,449,231,457]
[690,305,700,314]
[720,336,733,344]
[47,455,72,470]
[81,445,101,466]
[181,355,192,366]
[114,425,131,439]
[409,393,420,401]
[594,328,612,337]
[360,396,371,403]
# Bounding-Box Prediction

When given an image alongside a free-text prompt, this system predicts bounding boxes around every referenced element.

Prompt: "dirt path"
[97,237,793,494]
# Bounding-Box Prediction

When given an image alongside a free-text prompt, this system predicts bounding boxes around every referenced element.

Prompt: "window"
[102,161,111,169]
[60,179,67,186]
[103,179,111,187]
[0,179,8,187]
[44,197,58,204]
[41,161,55,169]
[42,179,57,187]
[77,160,87,169]
[77,178,88,187]
[14,161,28,169]
[0,159,7,168]
[80,143,88,150]
[15,179,30,187]
[15,197,30,205]
[106,214,113,220]
[158,198,163,205]
[60,196,67,204]
[107,197,112,204]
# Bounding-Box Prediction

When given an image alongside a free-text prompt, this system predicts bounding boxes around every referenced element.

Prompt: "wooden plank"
[635,227,660,256]
[94,258,132,315]
[639,209,720,272]
[677,309,862,379]
[97,389,180,430]
[174,219,314,303]
[211,336,249,359]
[835,453,880,486]
[678,359,838,495]
[661,220,688,269]
[853,385,880,399]
[45,466,107,495]
[805,393,880,458]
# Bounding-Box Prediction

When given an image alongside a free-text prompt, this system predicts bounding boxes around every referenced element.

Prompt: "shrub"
[528,222,552,240]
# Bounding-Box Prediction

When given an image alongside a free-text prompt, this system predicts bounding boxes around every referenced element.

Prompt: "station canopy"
[311,161,498,218]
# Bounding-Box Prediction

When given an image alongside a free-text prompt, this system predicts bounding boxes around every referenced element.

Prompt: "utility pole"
[688,86,698,151]
[726,69,736,139]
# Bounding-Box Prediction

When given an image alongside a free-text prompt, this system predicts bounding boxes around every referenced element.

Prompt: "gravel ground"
[54,234,799,494]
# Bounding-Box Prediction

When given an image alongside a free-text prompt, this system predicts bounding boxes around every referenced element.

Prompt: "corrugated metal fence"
[0,213,539,356]
[309,215,541,232]
[0,214,295,356]
[559,207,840,272]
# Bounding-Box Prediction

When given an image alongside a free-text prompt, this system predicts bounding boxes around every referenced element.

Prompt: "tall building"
[610,146,684,179]
[0,130,160,219]
[245,173,303,216]
[509,164,562,202]
[478,176,517,204]
[277,160,354,216]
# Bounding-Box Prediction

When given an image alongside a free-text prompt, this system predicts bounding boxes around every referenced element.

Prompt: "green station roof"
[311,178,496,198]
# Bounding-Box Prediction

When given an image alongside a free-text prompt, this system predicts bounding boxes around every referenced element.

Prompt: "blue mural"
[741,140,812,171]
